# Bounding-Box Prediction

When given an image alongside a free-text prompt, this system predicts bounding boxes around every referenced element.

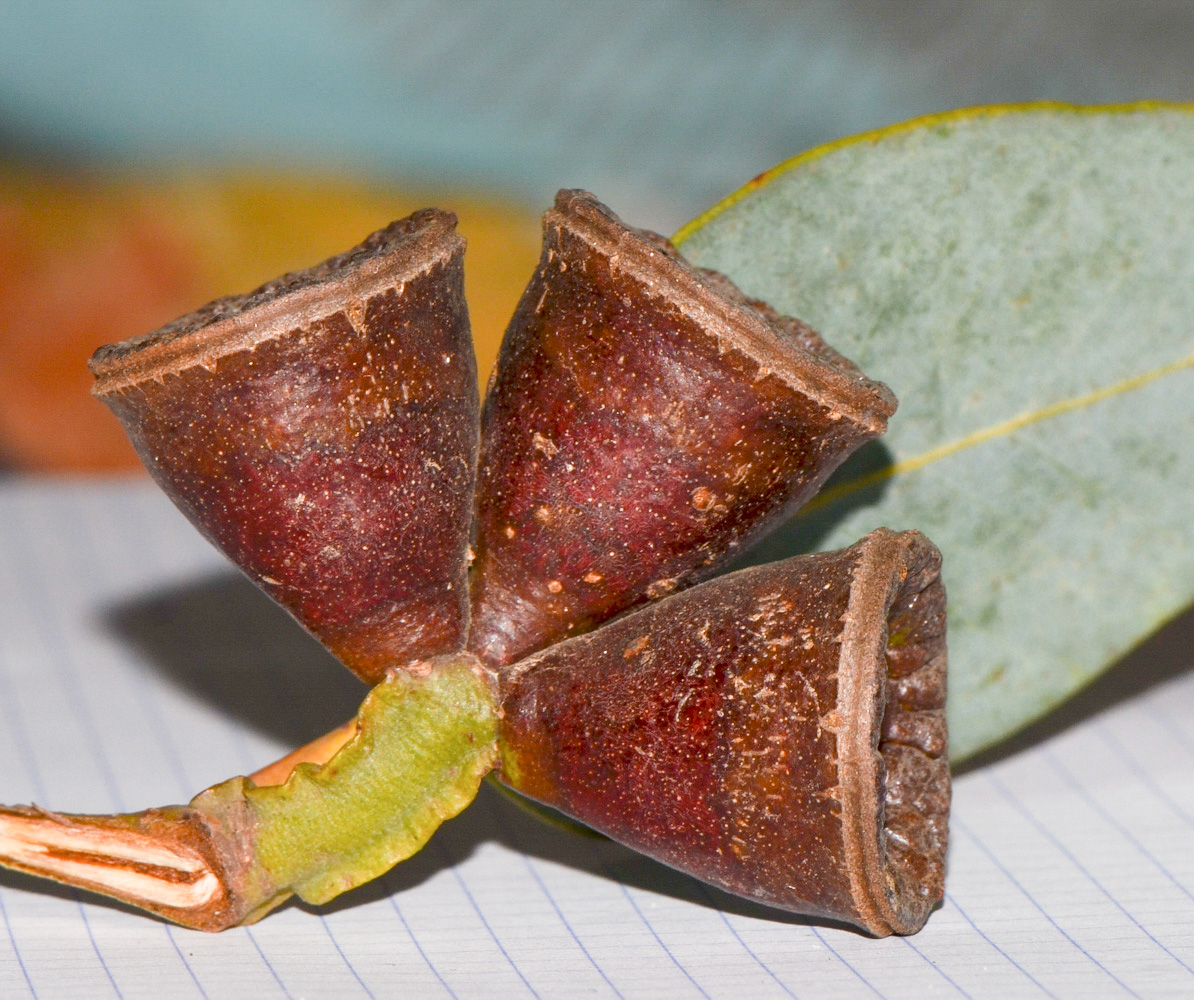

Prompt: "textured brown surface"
[90,212,478,683]
[497,528,948,935]
[468,190,896,668]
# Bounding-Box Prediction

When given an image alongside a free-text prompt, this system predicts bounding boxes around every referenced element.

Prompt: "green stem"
[0,654,499,930]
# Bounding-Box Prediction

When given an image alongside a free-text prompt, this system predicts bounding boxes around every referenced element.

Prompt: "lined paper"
[0,479,1191,999]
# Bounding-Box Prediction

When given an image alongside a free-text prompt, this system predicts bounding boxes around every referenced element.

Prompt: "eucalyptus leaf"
[676,104,1194,761]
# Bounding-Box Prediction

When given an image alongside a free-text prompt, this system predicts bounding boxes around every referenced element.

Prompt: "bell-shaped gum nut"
[497,528,948,936]
[468,189,897,668]
[90,211,478,684]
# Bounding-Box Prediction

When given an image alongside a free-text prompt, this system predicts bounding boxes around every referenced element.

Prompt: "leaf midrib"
[801,349,1194,516]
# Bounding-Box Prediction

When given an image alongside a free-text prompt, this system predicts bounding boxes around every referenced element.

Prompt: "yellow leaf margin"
[673,101,1192,246]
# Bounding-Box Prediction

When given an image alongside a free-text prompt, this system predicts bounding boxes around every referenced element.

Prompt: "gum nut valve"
[0,192,948,937]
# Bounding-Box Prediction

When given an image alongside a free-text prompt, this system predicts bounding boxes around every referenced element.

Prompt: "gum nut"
[468,189,898,668]
[89,211,479,683]
[496,527,948,936]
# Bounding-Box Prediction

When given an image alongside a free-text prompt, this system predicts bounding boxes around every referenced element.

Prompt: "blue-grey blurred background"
[5,0,1194,228]
[1,0,1192,472]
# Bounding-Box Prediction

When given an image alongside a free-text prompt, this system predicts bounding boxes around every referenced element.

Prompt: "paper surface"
[0,479,1191,999]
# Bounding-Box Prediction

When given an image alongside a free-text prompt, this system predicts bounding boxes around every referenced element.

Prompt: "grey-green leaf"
[677,105,1194,761]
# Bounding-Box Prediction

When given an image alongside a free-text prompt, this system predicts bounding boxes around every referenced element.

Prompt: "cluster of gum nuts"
[0,191,948,937]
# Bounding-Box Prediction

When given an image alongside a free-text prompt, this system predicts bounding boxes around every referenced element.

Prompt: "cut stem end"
[0,804,254,929]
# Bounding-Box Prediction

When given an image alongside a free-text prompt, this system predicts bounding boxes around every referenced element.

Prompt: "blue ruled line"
[900,936,973,998]
[434,837,542,999]
[383,879,460,1000]
[809,927,885,999]
[987,770,1194,980]
[165,925,213,1000]
[1096,723,1194,829]
[614,881,715,1000]
[944,892,1057,999]
[0,889,36,999]
[481,791,625,999]
[575,829,714,999]
[693,883,800,1000]
[75,902,125,999]
[1143,703,1194,761]
[243,926,297,1000]
[1045,748,1194,908]
[315,909,377,1000]
[951,816,1137,997]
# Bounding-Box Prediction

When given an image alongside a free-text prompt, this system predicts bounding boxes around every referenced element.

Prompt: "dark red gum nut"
[497,528,948,936]
[89,212,478,684]
[468,190,898,669]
